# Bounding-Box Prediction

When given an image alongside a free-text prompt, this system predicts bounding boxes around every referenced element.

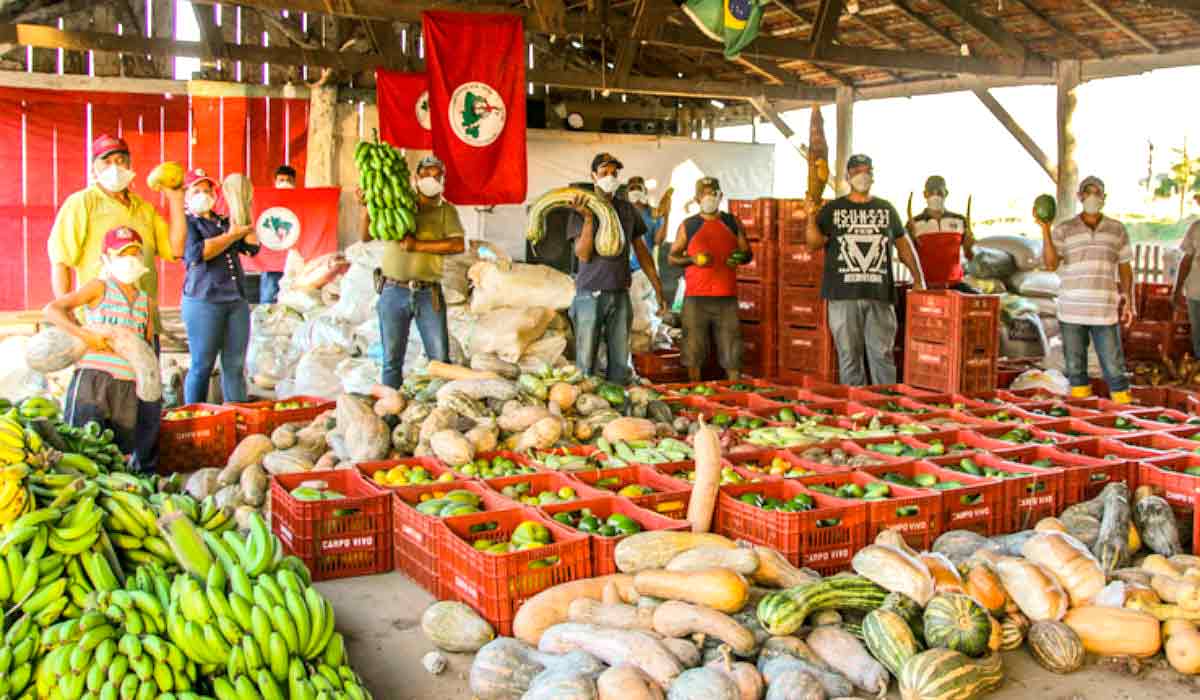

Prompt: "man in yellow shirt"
[47,134,187,473]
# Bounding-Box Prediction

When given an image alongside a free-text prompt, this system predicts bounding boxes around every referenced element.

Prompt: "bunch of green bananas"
[355,138,418,241]
[55,419,126,471]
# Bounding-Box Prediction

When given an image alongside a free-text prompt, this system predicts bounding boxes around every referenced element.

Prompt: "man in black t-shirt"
[806,154,926,386]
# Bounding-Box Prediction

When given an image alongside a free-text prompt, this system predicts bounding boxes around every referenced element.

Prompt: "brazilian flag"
[681,0,768,59]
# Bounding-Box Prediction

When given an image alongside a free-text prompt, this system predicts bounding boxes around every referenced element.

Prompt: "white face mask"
[1081,194,1104,215]
[275,181,295,189]
[187,192,215,214]
[700,195,720,214]
[594,174,619,195]
[849,172,873,194]
[926,195,945,212]
[105,255,148,285]
[96,164,135,192]
[627,190,647,205]
[416,177,444,198]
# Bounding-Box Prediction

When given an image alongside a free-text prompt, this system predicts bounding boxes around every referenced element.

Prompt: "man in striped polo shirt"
[1040,176,1136,403]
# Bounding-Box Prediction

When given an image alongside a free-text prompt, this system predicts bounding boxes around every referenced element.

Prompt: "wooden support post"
[972,88,1056,184]
[306,81,337,187]
[749,97,808,160]
[1057,60,1081,219]
[834,85,853,196]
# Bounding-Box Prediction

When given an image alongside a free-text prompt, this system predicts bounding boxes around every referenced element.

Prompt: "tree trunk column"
[835,86,854,196]
[305,82,338,187]
[1056,60,1081,219]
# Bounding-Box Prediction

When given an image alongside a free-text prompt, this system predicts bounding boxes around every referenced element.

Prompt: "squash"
[757,576,888,636]
[705,648,764,700]
[660,638,701,668]
[1165,619,1200,675]
[1021,532,1105,607]
[920,553,964,594]
[1172,554,1200,570]
[851,544,935,606]
[686,418,722,533]
[567,599,656,633]
[1062,606,1161,657]
[665,667,739,700]
[995,557,1068,622]
[147,160,184,191]
[1035,517,1068,534]
[999,613,1027,651]
[652,600,756,656]
[962,564,1006,615]
[548,382,581,413]
[987,615,1002,652]
[758,653,852,699]
[513,574,639,646]
[429,429,474,466]
[427,360,500,381]
[25,326,87,373]
[666,547,759,576]
[603,417,657,444]
[1026,620,1084,674]
[875,528,919,557]
[922,593,992,658]
[1135,494,1183,557]
[898,650,1003,700]
[498,406,552,433]
[863,608,922,678]
[1093,482,1132,573]
[420,601,494,652]
[634,568,749,614]
[1142,554,1182,577]
[523,670,599,700]
[516,417,563,451]
[752,546,818,589]
[1128,522,1142,553]
[226,434,274,471]
[540,623,683,689]
[932,530,994,567]
[1124,584,1160,608]
[468,638,554,699]
[807,625,889,696]
[470,352,521,379]
[597,666,665,700]
[615,531,737,573]
[761,662,826,700]
[1150,574,1200,610]
[882,591,925,641]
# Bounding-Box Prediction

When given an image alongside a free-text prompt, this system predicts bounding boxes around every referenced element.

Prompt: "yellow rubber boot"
[1110,390,1133,405]
[1070,385,1094,399]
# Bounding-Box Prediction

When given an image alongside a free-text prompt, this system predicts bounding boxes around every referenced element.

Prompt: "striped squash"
[999,613,1029,651]
[883,591,926,641]
[899,649,1004,700]
[923,593,992,658]
[1026,621,1085,674]
[757,576,888,636]
[863,608,924,677]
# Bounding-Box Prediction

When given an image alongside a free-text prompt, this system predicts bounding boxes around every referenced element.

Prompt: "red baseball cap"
[92,134,129,161]
[102,226,143,254]
[184,168,216,189]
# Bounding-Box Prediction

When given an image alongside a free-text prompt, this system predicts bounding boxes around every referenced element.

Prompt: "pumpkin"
[603,417,657,444]
[933,529,994,566]
[705,650,763,700]
[614,532,737,573]
[1062,606,1161,657]
[634,568,749,614]
[429,429,474,466]
[517,417,564,451]
[513,575,639,646]
[1164,620,1200,675]
[963,564,1006,615]
[862,608,922,677]
[666,667,739,700]
[540,623,683,689]
[999,613,1027,651]
[470,353,521,379]
[758,654,851,699]
[686,418,722,533]
[995,557,1068,621]
[499,405,553,433]
[897,649,1003,700]
[597,666,665,700]
[1021,532,1105,607]
[882,591,926,641]
[922,593,992,657]
[851,544,935,606]
[807,625,889,696]
[1134,494,1183,557]
[987,616,1002,652]
[549,382,581,412]
[147,160,184,191]
[1026,620,1084,674]
[1093,482,1132,573]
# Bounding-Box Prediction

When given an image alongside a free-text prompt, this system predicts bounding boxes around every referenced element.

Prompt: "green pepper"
[871,441,906,457]
[552,512,574,526]
[712,413,733,427]
[895,506,919,517]
[778,408,798,423]
[739,493,760,505]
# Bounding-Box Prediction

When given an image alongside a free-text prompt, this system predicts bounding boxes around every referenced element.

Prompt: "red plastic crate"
[729,198,777,241]
[437,507,591,636]
[862,461,1003,536]
[741,320,775,377]
[1113,430,1200,454]
[484,471,607,507]
[778,286,825,329]
[1138,457,1200,514]
[992,444,1118,507]
[913,429,1015,454]
[728,199,757,237]
[776,199,810,246]
[1058,438,1155,502]
[928,453,1064,531]
[972,422,1079,446]
[796,470,943,550]
[905,290,1000,352]
[387,480,512,594]
[1124,321,1174,361]
[570,465,694,519]
[633,350,689,383]
[862,384,945,399]
[1119,408,1194,431]
[354,457,466,485]
[714,480,867,574]
[919,392,1007,412]
[1137,282,1178,321]
[540,497,689,575]
[1164,388,1200,414]
[780,325,837,378]
[736,280,771,323]
[230,395,334,441]
[905,339,997,394]
[736,240,770,282]
[850,434,948,461]
[651,459,770,488]
[779,245,824,288]
[270,470,392,581]
[856,396,944,417]
[159,403,237,474]
[727,448,854,478]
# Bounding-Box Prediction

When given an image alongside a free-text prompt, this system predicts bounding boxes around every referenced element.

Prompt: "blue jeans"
[259,271,283,304]
[181,297,251,404]
[1060,321,1130,393]
[1188,299,1200,358]
[571,289,633,385]
[379,284,449,389]
[827,299,897,386]
[133,335,161,473]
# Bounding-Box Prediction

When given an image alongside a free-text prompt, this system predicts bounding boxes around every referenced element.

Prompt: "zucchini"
[757,575,887,636]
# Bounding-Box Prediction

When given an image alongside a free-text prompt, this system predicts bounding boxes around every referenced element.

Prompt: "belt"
[382,276,439,290]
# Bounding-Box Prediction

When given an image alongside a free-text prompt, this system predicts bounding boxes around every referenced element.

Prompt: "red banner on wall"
[377,69,433,149]
[241,187,340,273]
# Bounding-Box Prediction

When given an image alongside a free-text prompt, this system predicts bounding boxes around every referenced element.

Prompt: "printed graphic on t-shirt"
[833,208,892,284]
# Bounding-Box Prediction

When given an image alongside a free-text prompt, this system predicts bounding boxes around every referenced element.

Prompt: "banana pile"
[355,139,418,241]
[0,464,34,528]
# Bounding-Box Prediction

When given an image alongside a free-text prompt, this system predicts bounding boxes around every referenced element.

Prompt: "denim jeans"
[181,297,251,404]
[259,271,283,304]
[1189,299,1200,358]
[1060,321,1130,393]
[571,289,633,385]
[827,299,897,386]
[379,284,449,389]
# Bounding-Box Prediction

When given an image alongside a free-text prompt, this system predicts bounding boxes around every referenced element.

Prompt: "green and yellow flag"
[681,0,769,59]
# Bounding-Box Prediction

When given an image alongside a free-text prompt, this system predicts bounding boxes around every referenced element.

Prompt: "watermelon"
[1033,194,1057,223]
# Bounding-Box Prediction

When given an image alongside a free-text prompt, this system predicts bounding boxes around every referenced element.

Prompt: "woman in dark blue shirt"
[180,168,259,404]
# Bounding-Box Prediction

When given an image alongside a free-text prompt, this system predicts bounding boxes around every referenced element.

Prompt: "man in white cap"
[1040,175,1135,403]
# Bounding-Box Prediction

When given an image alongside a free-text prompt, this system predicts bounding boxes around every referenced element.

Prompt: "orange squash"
[1062,606,1161,658]
[964,564,1007,615]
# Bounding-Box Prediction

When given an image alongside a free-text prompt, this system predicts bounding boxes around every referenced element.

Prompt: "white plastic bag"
[293,346,348,399]
[1010,368,1069,396]
[520,333,568,369]
[330,264,376,325]
[468,307,555,363]
[468,261,575,314]
[337,357,381,395]
[247,335,302,383]
[976,235,1043,271]
[1010,270,1061,299]
[276,287,321,314]
[343,240,388,269]
[630,270,659,334]
[294,314,355,353]
[1,337,50,400]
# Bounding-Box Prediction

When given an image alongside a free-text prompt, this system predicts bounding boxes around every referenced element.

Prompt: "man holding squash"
[46,134,188,474]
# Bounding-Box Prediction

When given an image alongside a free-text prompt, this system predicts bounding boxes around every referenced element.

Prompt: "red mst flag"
[376,69,433,149]
[241,187,340,273]
[422,10,527,205]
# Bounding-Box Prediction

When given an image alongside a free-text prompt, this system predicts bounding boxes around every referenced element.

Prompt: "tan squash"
[651,600,756,655]
[1151,575,1200,611]
[567,599,655,633]
[634,568,749,614]
[851,544,935,606]
[987,615,1002,653]
[1021,532,1105,607]
[512,575,638,646]
[752,545,818,589]
[614,531,737,573]
[995,557,1068,622]
[686,418,722,533]
[426,360,499,381]
[602,417,657,444]
[596,665,665,700]
[1125,584,1161,608]
[1173,554,1200,570]
[963,564,1007,615]
[1062,606,1161,658]
[548,382,580,413]
[1142,554,1183,578]
[1035,517,1068,534]
[666,547,759,576]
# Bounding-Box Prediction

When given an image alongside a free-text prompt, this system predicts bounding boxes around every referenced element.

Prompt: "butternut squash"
[752,546,818,589]
[666,547,759,576]
[687,418,722,533]
[1021,532,1105,607]
[1142,554,1183,578]
[597,666,665,700]
[634,568,749,614]
[514,574,639,646]
[1165,620,1200,675]
[614,532,737,573]
[1062,606,1161,658]
[652,601,757,656]
[1151,575,1200,611]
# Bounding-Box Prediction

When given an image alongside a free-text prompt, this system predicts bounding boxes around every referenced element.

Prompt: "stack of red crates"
[904,290,999,393]
[1126,282,1192,359]
[729,199,780,377]
[771,198,837,383]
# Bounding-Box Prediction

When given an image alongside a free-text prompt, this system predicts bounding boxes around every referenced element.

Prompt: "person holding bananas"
[359,154,466,388]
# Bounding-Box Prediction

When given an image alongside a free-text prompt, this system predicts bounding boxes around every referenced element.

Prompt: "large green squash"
[898,649,1003,700]
[1033,194,1057,224]
[883,591,925,641]
[863,608,923,677]
[923,593,992,658]
[1026,621,1084,674]
[756,576,887,636]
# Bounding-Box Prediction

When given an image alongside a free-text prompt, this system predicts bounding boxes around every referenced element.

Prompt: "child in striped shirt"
[45,226,153,461]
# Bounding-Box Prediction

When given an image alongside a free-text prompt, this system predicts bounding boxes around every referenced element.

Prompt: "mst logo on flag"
[450,82,506,147]
[242,187,341,274]
[255,206,301,251]
[416,90,431,130]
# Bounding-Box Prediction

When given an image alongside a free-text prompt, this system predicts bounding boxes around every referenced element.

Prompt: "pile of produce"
[1131,355,1200,388]
[0,398,376,699]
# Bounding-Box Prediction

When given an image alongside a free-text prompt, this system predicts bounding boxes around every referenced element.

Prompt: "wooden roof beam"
[880,1,960,51]
[925,0,1030,61]
[1007,0,1105,59]
[809,0,845,56]
[1079,0,1160,53]
[972,87,1056,183]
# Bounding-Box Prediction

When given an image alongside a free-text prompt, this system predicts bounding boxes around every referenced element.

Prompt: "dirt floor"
[318,571,1200,700]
